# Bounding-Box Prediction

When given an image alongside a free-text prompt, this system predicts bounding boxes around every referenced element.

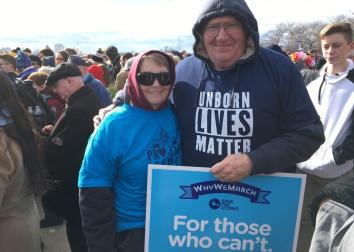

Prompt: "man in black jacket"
[41,63,100,252]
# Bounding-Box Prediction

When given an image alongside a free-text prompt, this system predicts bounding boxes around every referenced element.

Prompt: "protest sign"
[145,165,305,252]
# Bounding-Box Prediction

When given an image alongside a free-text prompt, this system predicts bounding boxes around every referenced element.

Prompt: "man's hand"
[211,154,253,182]
[93,104,116,128]
[41,125,54,135]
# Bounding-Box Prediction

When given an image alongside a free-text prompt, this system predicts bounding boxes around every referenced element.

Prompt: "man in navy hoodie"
[172,0,324,182]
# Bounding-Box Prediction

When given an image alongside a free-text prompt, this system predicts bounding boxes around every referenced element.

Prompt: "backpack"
[14,79,54,131]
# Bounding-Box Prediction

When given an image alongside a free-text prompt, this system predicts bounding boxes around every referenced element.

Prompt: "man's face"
[202,16,246,70]
[52,78,73,100]
[321,33,354,67]
[0,59,15,73]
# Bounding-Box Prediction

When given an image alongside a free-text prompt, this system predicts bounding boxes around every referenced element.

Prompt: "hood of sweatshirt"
[192,0,259,67]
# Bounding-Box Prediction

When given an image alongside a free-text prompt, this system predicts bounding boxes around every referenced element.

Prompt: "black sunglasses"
[137,72,171,86]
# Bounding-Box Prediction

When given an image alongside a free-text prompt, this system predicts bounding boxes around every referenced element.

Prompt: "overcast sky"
[1,0,352,53]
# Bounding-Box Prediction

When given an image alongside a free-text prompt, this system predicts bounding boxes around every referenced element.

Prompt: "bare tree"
[260,14,353,53]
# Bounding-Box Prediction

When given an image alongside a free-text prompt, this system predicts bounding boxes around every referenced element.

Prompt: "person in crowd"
[68,55,112,107]
[97,0,324,182]
[38,47,55,67]
[266,44,289,57]
[0,71,46,252]
[55,50,69,66]
[297,22,354,251]
[79,50,182,252]
[105,45,121,81]
[65,48,77,56]
[28,71,50,93]
[172,0,323,182]
[41,63,101,252]
[38,47,54,60]
[91,50,105,65]
[120,52,133,71]
[291,51,318,85]
[87,64,106,86]
[29,55,42,69]
[28,71,65,121]
[99,63,113,87]
[115,56,134,92]
[23,48,32,55]
[349,50,354,63]
[16,50,37,80]
[309,174,354,252]
[0,53,17,81]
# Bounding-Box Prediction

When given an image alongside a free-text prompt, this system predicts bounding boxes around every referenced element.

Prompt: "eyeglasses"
[204,22,241,35]
[137,72,171,86]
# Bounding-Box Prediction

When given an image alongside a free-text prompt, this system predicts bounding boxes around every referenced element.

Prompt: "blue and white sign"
[145,165,306,252]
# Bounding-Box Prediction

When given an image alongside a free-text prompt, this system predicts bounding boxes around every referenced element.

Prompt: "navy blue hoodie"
[172,0,324,173]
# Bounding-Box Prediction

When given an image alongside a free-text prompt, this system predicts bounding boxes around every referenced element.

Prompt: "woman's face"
[138,59,171,110]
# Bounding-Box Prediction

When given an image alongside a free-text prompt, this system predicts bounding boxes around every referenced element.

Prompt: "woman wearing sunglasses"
[78,50,182,252]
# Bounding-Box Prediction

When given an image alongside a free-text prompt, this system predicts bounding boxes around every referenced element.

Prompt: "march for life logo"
[195,91,253,155]
[145,165,306,252]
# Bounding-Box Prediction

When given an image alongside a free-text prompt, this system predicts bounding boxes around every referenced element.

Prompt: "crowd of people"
[0,0,353,251]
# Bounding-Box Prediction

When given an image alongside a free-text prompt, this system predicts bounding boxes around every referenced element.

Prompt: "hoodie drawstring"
[318,67,327,105]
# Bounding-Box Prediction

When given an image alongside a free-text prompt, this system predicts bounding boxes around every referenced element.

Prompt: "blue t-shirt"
[79,104,182,231]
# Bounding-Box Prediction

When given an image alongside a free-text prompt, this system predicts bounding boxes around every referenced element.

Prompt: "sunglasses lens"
[137,72,171,86]
[156,73,171,86]
[138,73,155,86]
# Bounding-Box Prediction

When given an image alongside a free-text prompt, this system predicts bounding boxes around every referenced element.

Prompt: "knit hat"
[105,45,119,60]
[16,50,32,69]
[45,63,82,87]
[87,64,105,84]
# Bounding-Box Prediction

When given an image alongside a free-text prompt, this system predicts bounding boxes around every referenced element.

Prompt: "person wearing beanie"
[87,64,106,86]
[79,50,182,252]
[105,45,121,81]
[16,50,37,80]
[41,62,101,252]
